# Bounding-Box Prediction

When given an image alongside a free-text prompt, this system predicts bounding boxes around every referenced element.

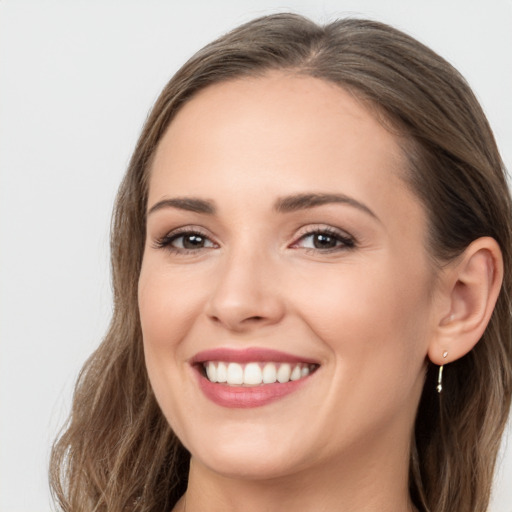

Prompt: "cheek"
[138,262,206,437]
[137,262,205,414]
[291,255,432,377]
[138,262,206,352]
[296,259,431,431]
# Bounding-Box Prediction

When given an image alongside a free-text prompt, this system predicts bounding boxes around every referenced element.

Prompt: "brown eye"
[170,232,216,250]
[154,230,217,252]
[181,234,208,249]
[312,233,338,249]
[293,229,355,252]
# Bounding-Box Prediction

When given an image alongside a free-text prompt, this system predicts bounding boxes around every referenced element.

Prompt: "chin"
[178,420,316,481]
[191,444,308,481]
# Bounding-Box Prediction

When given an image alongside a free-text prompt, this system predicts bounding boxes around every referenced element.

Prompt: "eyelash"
[292,226,356,253]
[153,226,356,255]
[153,228,217,254]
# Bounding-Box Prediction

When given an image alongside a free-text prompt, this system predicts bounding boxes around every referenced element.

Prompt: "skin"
[138,72,474,511]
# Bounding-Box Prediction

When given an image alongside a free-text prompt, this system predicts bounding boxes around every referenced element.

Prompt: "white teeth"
[262,362,277,383]
[206,361,217,383]
[290,365,302,381]
[244,363,263,385]
[203,361,316,385]
[217,362,227,383]
[227,362,244,385]
[277,363,291,383]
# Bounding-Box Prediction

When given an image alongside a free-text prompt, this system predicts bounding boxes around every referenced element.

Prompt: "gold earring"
[436,351,448,393]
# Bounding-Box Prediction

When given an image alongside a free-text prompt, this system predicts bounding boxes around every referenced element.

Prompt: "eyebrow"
[147,192,377,220]
[274,193,378,219]
[147,197,216,216]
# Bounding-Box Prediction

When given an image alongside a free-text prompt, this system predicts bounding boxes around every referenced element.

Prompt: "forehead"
[149,72,423,229]
[151,73,407,188]
[158,72,401,160]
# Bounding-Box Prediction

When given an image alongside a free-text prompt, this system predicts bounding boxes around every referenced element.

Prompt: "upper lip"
[190,347,320,365]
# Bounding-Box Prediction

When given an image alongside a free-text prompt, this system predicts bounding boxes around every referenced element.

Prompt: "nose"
[205,248,285,332]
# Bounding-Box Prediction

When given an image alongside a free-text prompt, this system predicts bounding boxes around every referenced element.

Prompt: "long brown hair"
[50,13,512,512]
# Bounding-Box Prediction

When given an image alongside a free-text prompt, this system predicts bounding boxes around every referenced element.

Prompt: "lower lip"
[197,372,311,408]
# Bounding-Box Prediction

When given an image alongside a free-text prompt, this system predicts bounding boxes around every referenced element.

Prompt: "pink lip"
[190,347,319,365]
[197,376,310,408]
[191,347,319,409]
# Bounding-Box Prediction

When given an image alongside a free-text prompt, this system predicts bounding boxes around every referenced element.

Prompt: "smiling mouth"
[201,361,319,386]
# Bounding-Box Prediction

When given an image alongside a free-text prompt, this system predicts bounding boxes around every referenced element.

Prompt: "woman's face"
[139,73,439,480]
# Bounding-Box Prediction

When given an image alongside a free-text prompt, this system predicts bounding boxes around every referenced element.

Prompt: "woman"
[50,13,512,512]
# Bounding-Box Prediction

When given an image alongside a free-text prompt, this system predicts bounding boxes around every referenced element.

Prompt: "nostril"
[206,294,285,330]
[209,314,265,329]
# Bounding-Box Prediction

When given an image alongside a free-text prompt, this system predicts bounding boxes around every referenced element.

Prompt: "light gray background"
[1,1,511,510]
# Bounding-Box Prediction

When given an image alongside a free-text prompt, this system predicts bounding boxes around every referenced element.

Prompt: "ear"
[428,237,503,365]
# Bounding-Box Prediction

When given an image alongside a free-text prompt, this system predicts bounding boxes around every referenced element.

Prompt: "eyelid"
[152,225,219,252]
[151,223,356,254]
[290,224,356,251]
